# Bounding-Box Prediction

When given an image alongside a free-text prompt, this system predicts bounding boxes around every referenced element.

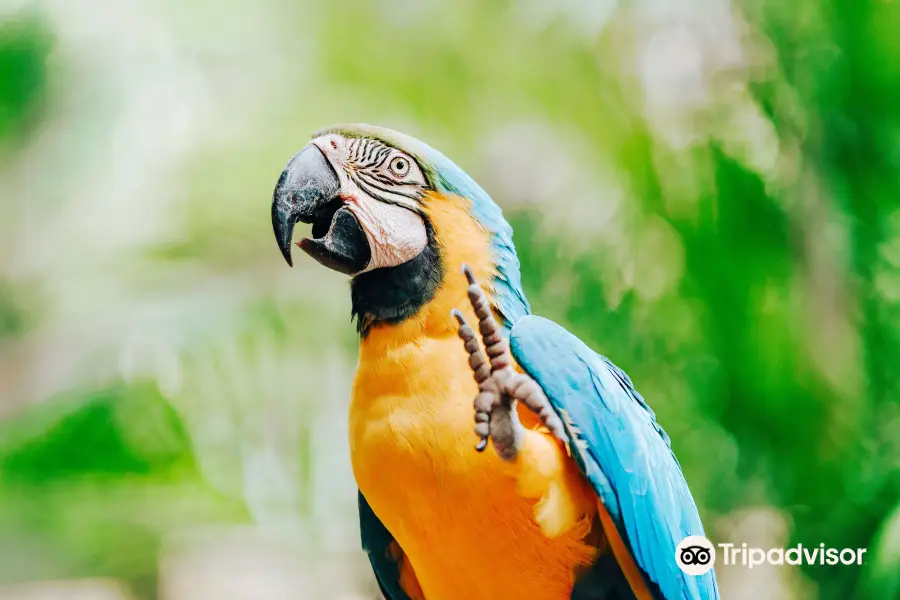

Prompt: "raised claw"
[452,308,493,386]
[453,307,498,451]
[462,265,511,373]
[453,265,567,460]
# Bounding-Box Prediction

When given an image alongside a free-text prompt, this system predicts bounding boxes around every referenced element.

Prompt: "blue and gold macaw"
[271,124,720,600]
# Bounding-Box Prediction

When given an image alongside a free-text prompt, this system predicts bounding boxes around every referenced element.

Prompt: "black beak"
[271,144,371,273]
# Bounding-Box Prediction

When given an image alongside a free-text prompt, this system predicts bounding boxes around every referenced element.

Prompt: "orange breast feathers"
[347,192,603,600]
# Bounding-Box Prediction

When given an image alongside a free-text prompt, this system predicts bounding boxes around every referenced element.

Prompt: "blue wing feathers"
[600,356,673,449]
[510,315,719,600]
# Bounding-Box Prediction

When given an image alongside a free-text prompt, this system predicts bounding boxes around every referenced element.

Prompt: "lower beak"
[271,144,371,274]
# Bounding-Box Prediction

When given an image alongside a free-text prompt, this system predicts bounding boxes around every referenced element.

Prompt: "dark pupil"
[395,160,405,171]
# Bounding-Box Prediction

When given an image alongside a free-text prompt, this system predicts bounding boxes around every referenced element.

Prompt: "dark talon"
[462,263,477,286]
[475,438,488,452]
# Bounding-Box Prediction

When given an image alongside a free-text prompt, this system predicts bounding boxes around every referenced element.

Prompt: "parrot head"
[271,124,529,333]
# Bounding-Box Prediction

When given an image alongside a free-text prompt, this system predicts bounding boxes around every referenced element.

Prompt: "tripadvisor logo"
[719,543,867,569]
[675,536,867,574]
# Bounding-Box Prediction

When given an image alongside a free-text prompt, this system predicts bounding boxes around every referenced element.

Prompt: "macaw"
[270,124,720,600]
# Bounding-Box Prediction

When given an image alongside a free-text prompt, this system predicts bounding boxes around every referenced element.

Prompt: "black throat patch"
[350,220,442,336]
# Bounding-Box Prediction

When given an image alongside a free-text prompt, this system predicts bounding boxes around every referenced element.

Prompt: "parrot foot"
[451,265,568,461]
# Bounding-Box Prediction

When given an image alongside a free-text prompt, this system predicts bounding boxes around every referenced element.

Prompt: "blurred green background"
[0,0,898,598]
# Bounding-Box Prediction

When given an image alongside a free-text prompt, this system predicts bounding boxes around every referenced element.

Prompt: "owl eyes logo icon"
[681,546,712,565]
[676,536,716,576]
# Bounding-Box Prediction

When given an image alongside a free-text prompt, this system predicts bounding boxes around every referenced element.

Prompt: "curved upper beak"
[271,143,372,274]
[271,144,341,266]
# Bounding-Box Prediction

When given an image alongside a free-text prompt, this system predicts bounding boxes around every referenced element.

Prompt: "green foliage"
[0,11,52,143]
[0,382,191,481]
[0,383,247,598]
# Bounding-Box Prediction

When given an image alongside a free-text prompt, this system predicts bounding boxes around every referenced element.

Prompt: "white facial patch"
[311,133,429,273]
[347,198,428,272]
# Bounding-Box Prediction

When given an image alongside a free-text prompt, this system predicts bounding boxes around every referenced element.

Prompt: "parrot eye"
[388,155,412,178]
